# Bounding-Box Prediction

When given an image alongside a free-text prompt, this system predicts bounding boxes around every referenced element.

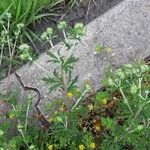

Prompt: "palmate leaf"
[48,83,62,93]
[63,40,72,50]
[62,54,78,72]
[42,69,62,92]
[68,76,78,91]
[47,51,62,64]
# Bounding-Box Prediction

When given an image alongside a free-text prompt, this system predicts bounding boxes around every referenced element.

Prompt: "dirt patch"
[32,0,123,53]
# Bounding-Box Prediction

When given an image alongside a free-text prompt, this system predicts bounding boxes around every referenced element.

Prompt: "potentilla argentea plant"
[19,21,94,150]
[41,21,90,111]
[101,62,150,150]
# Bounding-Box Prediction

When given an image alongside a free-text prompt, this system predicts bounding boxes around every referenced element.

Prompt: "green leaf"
[0,3,12,21]
[42,70,62,92]
[68,76,78,91]
[47,51,61,64]
[0,129,4,136]
[62,55,78,72]
[101,117,113,129]
[95,91,109,101]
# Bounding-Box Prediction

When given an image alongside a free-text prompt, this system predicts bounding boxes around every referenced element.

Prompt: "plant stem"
[127,100,150,131]
[138,77,143,95]
[61,68,68,94]
[119,100,150,142]
[6,64,12,93]
[49,40,54,48]
[7,18,12,59]
[11,37,18,58]
[63,30,67,42]
[119,87,133,115]
[71,89,88,111]
[24,100,31,134]
[0,45,4,66]
[18,120,30,149]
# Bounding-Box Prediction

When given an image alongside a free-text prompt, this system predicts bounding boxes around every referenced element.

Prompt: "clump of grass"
[0,0,64,43]
[0,0,64,80]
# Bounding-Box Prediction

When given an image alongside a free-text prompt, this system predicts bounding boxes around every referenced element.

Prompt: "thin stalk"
[12,105,30,148]
[63,30,67,42]
[70,42,76,54]
[6,64,12,92]
[18,120,30,149]
[71,89,88,111]
[127,100,150,131]
[11,36,18,58]
[5,18,13,92]
[49,40,54,48]
[0,45,4,66]
[138,77,143,96]
[119,100,150,142]
[6,18,12,59]
[24,101,31,134]
[119,87,133,115]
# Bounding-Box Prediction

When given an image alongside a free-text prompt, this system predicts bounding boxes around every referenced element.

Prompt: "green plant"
[0,21,99,150]
[0,13,26,80]
[1,16,149,149]
[0,0,63,42]
[101,62,150,150]
[68,0,84,8]
[0,0,64,80]
[40,21,97,149]
[0,91,31,149]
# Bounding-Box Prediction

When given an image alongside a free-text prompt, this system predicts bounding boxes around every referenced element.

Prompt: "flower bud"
[116,69,125,79]
[130,84,138,94]
[58,21,67,30]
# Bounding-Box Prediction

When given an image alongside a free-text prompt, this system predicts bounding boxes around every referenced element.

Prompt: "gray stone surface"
[0,0,150,114]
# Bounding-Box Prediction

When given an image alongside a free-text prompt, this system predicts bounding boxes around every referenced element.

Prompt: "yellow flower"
[76,88,80,92]
[106,47,112,53]
[48,144,53,150]
[54,111,58,114]
[9,114,15,119]
[79,144,85,150]
[87,104,94,110]
[59,106,64,111]
[90,143,96,149]
[67,92,73,98]
[94,124,101,132]
[100,99,108,105]
[48,118,53,123]
[83,127,87,133]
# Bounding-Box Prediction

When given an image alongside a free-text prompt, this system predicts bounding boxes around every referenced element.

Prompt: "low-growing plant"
[101,62,150,150]
[36,21,96,149]
[0,21,99,150]
[68,0,84,8]
[0,13,25,79]
[0,91,36,149]
[0,0,64,80]
[0,19,149,150]
[0,0,63,44]
[0,12,38,84]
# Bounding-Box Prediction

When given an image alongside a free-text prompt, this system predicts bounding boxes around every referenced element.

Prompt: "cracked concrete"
[0,0,150,116]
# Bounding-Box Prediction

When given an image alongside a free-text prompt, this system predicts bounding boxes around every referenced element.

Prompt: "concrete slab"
[0,0,150,115]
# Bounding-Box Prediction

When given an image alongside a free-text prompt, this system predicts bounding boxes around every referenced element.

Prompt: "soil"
[31,0,123,53]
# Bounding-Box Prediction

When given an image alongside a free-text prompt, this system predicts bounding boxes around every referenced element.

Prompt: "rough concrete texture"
[0,0,150,114]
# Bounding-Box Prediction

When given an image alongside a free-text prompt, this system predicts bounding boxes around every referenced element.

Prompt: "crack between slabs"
[15,72,50,128]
